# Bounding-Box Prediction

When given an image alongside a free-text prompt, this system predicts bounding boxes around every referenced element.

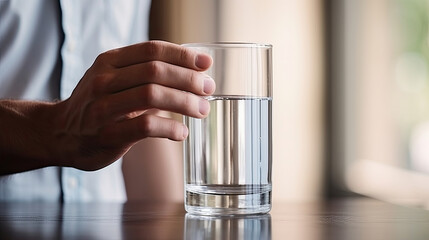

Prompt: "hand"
[52,41,215,171]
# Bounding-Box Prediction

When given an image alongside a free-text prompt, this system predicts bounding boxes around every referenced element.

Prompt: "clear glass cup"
[183,43,273,215]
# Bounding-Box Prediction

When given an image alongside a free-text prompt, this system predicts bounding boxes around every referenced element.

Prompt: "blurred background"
[132,0,429,208]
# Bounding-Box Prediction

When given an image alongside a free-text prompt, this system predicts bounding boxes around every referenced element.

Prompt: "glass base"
[185,191,271,216]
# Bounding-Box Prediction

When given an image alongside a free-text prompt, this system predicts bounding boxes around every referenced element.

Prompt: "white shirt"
[0,0,151,202]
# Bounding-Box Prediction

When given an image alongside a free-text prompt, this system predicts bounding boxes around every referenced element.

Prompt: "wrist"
[26,100,63,168]
[0,100,62,174]
[48,99,76,168]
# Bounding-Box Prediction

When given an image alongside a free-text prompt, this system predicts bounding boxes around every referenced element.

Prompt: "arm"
[0,41,214,175]
[0,100,59,174]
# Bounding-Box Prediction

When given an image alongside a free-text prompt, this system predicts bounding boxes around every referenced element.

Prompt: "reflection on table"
[184,213,271,240]
[1,198,429,240]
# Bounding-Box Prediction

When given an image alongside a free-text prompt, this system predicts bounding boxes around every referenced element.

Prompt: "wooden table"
[1,198,428,240]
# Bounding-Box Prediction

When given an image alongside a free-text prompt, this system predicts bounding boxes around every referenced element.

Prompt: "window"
[328,0,429,208]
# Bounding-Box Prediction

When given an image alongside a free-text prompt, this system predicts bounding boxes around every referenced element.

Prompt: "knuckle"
[141,84,159,107]
[179,47,192,63]
[94,54,105,65]
[188,72,200,91]
[91,73,113,94]
[182,93,194,113]
[144,40,164,58]
[145,61,163,80]
[95,50,115,65]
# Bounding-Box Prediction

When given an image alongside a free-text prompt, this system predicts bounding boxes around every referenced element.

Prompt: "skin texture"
[0,40,215,176]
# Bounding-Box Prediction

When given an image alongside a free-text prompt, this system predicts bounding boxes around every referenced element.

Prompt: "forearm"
[0,99,59,175]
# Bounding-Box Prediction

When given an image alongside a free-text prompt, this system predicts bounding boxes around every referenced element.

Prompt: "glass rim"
[182,42,272,49]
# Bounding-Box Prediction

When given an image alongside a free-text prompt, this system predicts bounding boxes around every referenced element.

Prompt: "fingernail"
[203,76,215,94]
[195,54,212,69]
[182,125,189,139]
[199,99,210,116]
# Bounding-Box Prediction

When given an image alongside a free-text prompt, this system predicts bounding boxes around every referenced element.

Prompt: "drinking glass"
[183,43,273,215]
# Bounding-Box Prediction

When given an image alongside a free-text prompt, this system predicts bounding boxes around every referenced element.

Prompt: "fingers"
[103,41,212,70]
[95,83,210,121]
[77,41,215,145]
[106,61,215,95]
[103,114,189,144]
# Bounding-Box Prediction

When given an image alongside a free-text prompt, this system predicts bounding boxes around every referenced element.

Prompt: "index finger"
[105,41,212,70]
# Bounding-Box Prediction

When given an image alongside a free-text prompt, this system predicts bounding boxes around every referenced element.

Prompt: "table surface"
[0,197,428,240]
